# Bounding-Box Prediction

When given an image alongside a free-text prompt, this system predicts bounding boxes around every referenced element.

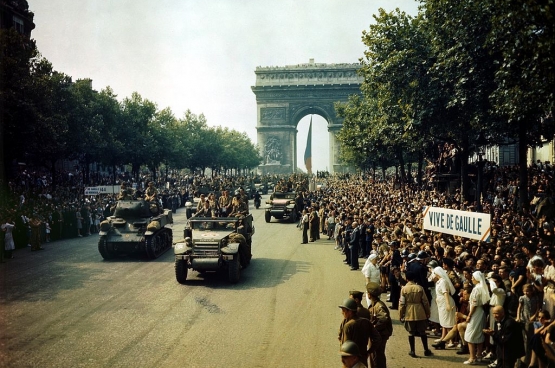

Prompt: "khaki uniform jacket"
[399,281,430,321]
[339,316,382,362]
[368,300,393,338]
[218,195,232,211]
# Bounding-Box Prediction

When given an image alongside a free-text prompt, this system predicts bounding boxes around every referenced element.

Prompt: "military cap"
[366,282,382,297]
[349,290,364,300]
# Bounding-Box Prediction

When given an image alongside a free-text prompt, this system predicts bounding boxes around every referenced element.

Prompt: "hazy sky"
[29,0,419,172]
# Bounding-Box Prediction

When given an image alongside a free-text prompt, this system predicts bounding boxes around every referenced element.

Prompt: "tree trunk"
[459,137,469,204]
[50,159,58,190]
[417,151,423,187]
[398,150,406,184]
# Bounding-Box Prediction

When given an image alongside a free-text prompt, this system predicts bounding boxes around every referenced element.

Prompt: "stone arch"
[252,61,362,174]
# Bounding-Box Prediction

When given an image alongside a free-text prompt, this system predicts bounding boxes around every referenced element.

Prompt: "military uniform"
[145,184,158,202]
[231,200,248,216]
[399,281,430,333]
[368,299,392,368]
[339,316,382,367]
[218,193,232,216]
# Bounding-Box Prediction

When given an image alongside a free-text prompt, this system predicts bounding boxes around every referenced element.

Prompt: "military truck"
[174,214,254,284]
[98,199,173,260]
[264,191,298,223]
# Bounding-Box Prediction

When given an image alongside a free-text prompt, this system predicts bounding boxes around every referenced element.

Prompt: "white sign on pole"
[422,206,491,242]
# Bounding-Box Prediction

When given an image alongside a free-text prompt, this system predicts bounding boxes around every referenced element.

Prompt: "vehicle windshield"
[190,219,237,231]
[273,193,295,200]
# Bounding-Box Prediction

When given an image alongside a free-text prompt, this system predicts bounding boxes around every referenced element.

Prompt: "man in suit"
[349,221,361,270]
[483,305,525,368]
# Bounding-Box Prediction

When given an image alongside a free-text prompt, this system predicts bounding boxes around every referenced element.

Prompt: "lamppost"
[475,132,488,212]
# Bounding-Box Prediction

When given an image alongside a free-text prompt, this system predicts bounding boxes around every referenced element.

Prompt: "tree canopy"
[336,0,554,209]
[0,29,262,186]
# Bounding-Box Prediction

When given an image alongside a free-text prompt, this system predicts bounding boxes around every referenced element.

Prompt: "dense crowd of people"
[2,160,555,367]
[0,168,281,256]
[292,162,554,368]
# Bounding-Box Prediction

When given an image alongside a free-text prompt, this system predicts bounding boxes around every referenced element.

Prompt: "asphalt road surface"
[1,194,471,368]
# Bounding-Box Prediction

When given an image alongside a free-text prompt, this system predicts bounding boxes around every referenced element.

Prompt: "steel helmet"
[340,340,361,356]
[401,249,410,258]
[338,298,358,312]
[416,251,429,260]
[407,253,417,261]
[427,260,439,269]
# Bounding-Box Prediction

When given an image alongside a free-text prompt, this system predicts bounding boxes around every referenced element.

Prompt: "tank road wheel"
[228,254,240,284]
[264,211,271,223]
[175,259,188,284]
[146,229,173,259]
[145,235,156,259]
[98,236,113,260]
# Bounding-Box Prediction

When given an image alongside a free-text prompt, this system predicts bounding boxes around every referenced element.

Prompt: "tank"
[98,199,173,260]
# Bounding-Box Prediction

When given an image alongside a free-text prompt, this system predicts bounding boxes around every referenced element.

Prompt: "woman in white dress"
[463,271,490,365]
[2,218,16,259]
[431,266,456,343]
[362,253,381,306]
[427,261,440,337]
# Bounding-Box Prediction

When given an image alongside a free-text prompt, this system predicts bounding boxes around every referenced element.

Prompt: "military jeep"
[174,214,254,284]
[264,191,298,223]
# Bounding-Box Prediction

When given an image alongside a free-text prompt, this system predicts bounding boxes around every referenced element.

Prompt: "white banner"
[422,206,491,242]
[84,186,120,196]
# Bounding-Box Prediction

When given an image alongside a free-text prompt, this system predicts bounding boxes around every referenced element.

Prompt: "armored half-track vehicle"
[264,191,298,223]
[98,199,173,260]
[174,214,254,284]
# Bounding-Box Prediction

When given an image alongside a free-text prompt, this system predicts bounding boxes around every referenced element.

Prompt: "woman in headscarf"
[430,266,456,348]
[463,271,490,365]
[362,252,381,307]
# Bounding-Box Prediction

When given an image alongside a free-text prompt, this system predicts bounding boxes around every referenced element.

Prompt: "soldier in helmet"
[340,340,366,368]
[338,298,382,366]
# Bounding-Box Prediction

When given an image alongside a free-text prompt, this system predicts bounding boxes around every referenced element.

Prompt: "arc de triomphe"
[251,60,362,174]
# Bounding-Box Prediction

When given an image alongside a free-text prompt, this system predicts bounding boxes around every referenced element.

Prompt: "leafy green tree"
[337,9,433,182]
[0,28,38,186]
[120,92,157,180]
[25,59,75,187]
[420,0,500,200]
[486,0,555,209]
[91,87,125,183]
